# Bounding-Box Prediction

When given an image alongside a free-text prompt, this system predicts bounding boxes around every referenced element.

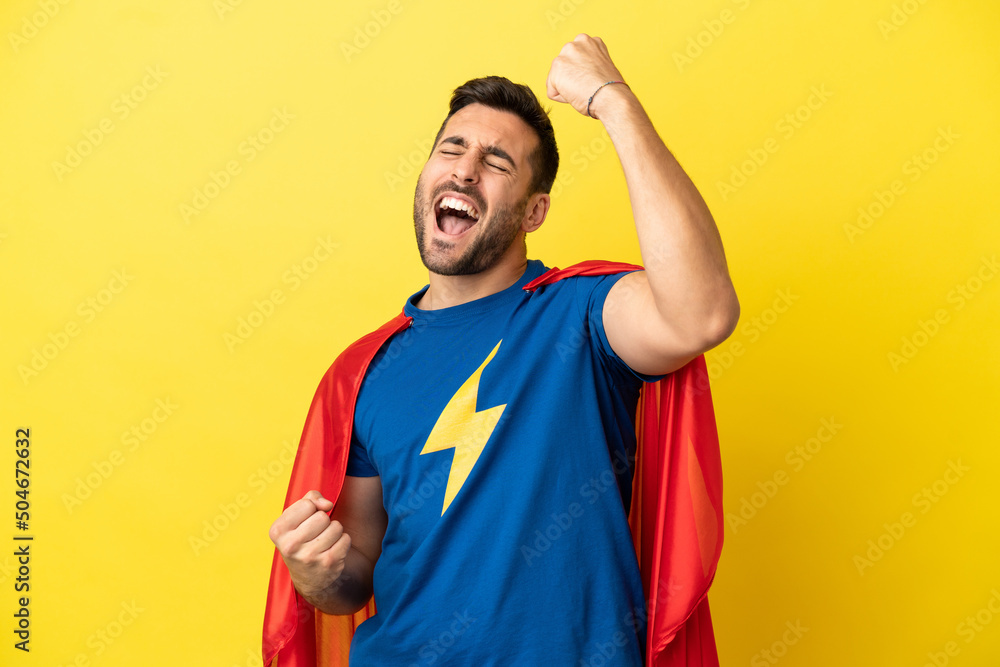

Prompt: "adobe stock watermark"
[0,556,16,586]
[552,316,594,364]
[672,0,755,73]
[405,610,477,667]
[18,268,134,385]
[844,126,958,243]
[704,286,800,381]
[726,417,842,534]
[853,458,969,575]
[389,459,453,519]
[520,448,631,567]
[583,277,798,385]
[716,85,832,201]
[878,0,931,39]
[52,66,168,182]
[544,0,588,30]
[189,438,297,555]
[583,575,748,666]
[179,107,294,224]
[213,0,248,20]
[223,235,338,352]
[578,619,639,667]
[231,647,265,667]
[887,255,997,372]
[260,602,315,665]
[61,398,179,514]
[55,600,145,666]
[385,134,435,192]
[579,577,685,667]
[921,588,1000,667]
[385,128,610,198]
[8,0,72,54]
[750,620,809,666]
[339,0,405,63]
[548,133,611,200]
[363,316,437,383]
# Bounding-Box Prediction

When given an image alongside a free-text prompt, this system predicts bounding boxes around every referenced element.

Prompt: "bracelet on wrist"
[586,80,629,119]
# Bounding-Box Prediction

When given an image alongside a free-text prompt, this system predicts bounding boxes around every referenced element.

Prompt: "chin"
[421,246,476,277]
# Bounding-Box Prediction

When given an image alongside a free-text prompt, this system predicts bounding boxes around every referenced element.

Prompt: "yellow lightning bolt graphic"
[420,340,506,515]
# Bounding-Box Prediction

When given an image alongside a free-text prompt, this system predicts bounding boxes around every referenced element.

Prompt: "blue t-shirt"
[347,260,651,666]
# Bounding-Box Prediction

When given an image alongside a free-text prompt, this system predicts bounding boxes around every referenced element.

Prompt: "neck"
[415,255,529,310]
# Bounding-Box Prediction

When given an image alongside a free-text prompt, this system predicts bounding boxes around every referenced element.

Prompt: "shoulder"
[522,260,642,293]
[321,311,412,386]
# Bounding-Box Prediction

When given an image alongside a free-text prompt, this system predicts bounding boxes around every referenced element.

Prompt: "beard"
[412,177,528,276]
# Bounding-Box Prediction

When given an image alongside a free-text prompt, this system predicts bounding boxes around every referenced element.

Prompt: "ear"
[521,193,551,233]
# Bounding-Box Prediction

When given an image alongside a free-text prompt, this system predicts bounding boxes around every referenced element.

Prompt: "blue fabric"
[346,260,650,666]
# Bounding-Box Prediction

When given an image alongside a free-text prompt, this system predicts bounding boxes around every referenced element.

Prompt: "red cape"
[263,261,724,666]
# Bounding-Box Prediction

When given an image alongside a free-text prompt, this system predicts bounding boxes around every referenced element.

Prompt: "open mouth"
[435,195,481,236]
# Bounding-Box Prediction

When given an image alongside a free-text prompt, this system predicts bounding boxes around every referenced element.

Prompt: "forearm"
[295,547,374,616]
[595,85,739,340]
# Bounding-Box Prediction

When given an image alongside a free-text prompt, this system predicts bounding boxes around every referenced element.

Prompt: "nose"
[451,152,480,184]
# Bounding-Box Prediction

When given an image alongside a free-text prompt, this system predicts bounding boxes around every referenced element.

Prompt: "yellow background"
[2,0,998,665]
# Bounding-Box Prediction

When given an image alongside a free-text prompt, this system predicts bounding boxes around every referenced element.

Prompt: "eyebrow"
[440,136,516,169]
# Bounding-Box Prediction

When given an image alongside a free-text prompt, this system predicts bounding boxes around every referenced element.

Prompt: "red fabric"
[263,263,724,667]
[262,313,411,667]
[630,357,722,665]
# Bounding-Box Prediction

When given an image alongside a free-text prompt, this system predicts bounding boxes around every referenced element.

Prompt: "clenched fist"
[269,490,352,601]
[546,34,628,119]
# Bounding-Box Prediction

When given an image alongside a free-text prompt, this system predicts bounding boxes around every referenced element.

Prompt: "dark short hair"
[431,76,559,195]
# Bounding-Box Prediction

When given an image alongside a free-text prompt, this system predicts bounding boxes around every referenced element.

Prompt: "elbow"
[711,291,741,345]
[688,291,740,355]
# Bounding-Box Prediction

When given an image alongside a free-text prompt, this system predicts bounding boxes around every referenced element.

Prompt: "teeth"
[439,196,479,220]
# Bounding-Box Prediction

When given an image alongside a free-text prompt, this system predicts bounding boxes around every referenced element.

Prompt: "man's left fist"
[546,33,626,118]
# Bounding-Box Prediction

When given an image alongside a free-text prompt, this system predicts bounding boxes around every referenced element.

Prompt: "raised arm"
[268,477,387,615]
[546,34,740,376]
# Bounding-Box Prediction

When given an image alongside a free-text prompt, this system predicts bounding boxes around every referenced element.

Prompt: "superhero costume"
[345,259,648,664]
[263,261,724,666]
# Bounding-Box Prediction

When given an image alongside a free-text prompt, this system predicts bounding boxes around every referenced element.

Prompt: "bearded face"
[410,104,541,277]
[412,175,528,276]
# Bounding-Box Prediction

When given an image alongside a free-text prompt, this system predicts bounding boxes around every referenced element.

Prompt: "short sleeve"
[345,429,378,477]
[579,271,665,384]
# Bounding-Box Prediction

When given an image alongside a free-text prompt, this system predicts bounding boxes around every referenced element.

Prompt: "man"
[266,34,739,665]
